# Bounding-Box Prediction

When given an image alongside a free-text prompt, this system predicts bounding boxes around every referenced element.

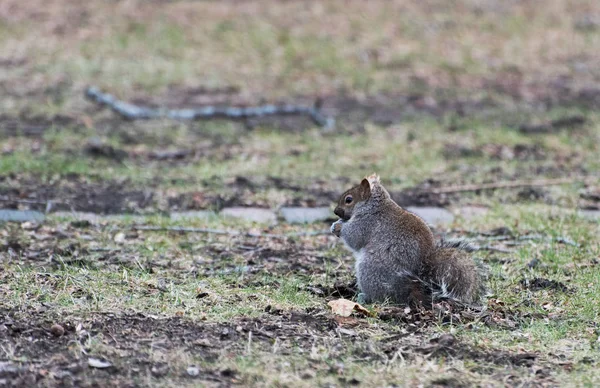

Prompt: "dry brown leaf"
[328,299,356,316]
[333,316,361,327]
[328,298,372,317]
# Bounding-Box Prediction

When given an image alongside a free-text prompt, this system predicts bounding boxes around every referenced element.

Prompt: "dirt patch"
[444,143,550,161]
[190,238,344,280]
[4,170,585,216]
[0,176,154,214]
[84,138,128,162]
[307,281,358,300]
[516,187,550,202]
[127,85,249,110]
[85,88,483,133]
[520,278,571,293]
[580,188,600,210]
[0,174,464,215]
[156,177,450,211]
[0,309,251,386]
[519,115,587,134]
[0,114,77,138]
[0,307,341,386]
[0,306,556,387]
[80,82,600,133]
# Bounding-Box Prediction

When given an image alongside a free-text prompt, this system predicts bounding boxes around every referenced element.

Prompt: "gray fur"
[437,238,477,252]
[337,180,429,305]
[334,177,485,306]
[429,238,488,305]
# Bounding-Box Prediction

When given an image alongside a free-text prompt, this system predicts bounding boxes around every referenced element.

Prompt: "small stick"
[475,245,513,254]
[429,176,596,195]
[132,225,330,238]
[85,87,335,129]
[0,197,55,205]
[466,232,579,248]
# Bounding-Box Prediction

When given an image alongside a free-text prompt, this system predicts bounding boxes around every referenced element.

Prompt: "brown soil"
[0,176,154,214]
[2,79,597,139]
[0,174,453,214]
[0,304,558,387]
[0,114,78,137]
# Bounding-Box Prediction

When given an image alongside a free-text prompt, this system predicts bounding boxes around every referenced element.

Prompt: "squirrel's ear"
[360,178,371,198]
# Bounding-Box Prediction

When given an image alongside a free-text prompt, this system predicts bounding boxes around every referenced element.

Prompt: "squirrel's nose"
[334,207,344,218]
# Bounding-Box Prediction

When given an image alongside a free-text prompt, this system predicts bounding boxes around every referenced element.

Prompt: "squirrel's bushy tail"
[421,239,488,306]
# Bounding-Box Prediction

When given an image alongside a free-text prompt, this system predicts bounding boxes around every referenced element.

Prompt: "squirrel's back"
[386,203,436,260]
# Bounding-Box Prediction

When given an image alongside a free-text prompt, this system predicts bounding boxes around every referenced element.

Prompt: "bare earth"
[1,0,599,387]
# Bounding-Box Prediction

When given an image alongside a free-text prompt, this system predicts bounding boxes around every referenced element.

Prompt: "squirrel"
[331,174,485,307]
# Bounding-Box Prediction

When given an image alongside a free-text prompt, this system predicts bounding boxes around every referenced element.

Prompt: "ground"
[1,0,600,387]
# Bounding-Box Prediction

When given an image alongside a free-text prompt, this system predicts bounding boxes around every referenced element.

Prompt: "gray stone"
[186,366,200,377]
[170,211,214,221]
[88,358,112,369]
[405,207,454,226]
[50,212,147,223]
[280,207,331,224]
[220,207,277,224]
[579,209,600,220]
[104,214,148,223]
[50,212,101,222]
[0,210,45,223]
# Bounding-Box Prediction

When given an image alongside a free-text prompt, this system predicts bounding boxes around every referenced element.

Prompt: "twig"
[475,245,513,254]
[471,235,512,242]
[429,176,596,195]
[465,232,579,247]
[518,234,579,247]
[132,225,330,238]
[88,247,122,252]
[85,87,335,129]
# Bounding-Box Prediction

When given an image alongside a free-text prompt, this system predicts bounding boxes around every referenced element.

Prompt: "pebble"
[50,324,65,337]
[170,211,214,221]
[88,358,112,369]
[187,366,200,377]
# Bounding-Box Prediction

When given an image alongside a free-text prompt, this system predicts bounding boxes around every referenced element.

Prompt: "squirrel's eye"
[344,195,353,204]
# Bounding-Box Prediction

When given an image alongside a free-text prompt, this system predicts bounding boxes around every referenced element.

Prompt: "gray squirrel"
[331,174,485,306]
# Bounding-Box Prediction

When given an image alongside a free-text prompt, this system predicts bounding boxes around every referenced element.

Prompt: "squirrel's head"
[334,174,385,220]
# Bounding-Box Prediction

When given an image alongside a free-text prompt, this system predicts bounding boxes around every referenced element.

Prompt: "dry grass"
[2,0,600,103]
[1,1,600,386]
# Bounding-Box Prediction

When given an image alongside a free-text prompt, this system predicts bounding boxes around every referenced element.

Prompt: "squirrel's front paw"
[331,220,343,237]
[357,293,369,305]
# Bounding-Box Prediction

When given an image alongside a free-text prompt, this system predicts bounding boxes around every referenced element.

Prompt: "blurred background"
[2,2,600,386]
[1,0,599,217]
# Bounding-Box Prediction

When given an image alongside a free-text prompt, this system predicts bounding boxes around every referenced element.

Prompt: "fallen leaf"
[328,298,372,317]
[195,338,212,347]
[333,316,361,327]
